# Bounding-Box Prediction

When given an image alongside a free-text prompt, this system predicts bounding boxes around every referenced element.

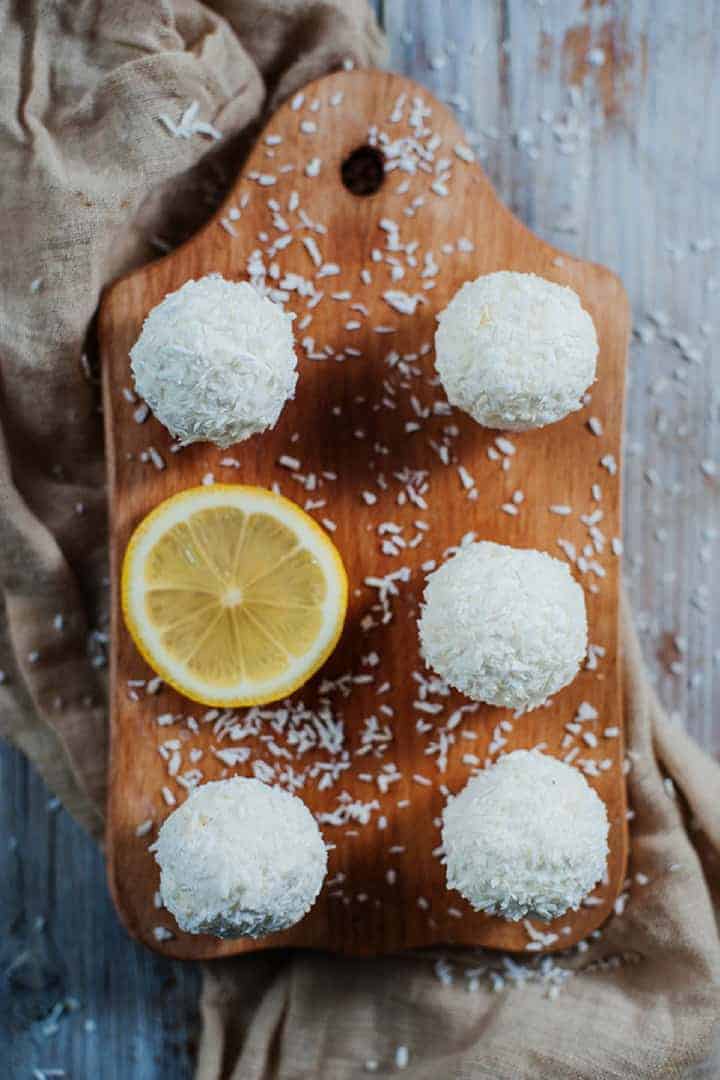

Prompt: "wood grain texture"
[100,68,629,960]
[6,4,719,1074]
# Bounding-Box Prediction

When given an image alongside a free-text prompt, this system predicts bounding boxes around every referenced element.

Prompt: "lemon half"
[121,485,348,707]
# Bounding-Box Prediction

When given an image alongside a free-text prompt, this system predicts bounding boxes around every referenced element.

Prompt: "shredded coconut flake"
[419,542,587,710]
[443,750,609,920]
[436,273,598,430]
[130,275,297,448]
[155,778,326,938]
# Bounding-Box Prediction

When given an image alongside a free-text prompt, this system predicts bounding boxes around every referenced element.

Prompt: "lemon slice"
[121,485,348,707]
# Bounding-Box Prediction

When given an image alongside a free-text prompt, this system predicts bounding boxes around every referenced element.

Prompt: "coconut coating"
[418,541,587,711]
[130,274,297,448]
[442,750,609,921]
[154,778,327,938]
[435,271,598,431]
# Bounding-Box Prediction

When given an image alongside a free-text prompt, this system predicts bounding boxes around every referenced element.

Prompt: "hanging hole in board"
[340,145,385,196]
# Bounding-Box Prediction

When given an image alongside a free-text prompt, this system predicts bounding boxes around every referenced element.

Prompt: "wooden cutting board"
[100,69,629,960]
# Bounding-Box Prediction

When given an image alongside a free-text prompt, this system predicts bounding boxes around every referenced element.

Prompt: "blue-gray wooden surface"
[3,2,718,1076]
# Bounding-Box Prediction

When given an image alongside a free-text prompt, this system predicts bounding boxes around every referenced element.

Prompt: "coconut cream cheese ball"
[130,274,297,448]
[154,777,327,938]
[435,271,598,430]
[418,541,587,711]
[442,750,609,921]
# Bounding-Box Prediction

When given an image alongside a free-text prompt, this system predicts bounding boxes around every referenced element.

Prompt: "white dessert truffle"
[442,749,609,921]
[154,778,327,938]
[130,274,297,447]
[435,271,598,430]
[418,541,587,711]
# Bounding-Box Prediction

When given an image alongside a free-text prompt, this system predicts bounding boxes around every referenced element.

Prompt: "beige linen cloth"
[0,3,718,1077]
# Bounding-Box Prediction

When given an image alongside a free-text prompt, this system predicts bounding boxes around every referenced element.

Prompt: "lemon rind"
[121,485,348,707]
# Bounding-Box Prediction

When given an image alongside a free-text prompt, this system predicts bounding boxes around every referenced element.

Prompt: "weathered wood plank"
[2,2,718,1075]
[1,745,199,1076]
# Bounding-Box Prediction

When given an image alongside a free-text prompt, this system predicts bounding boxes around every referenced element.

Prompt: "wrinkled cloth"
[0,4,718,1080]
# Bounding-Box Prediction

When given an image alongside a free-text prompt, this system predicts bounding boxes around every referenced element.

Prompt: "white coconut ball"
[154,778,327,938]
[442,749,609,921]
[130,274,297,448]
[418,541,587,711]
[435,271,598,430]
